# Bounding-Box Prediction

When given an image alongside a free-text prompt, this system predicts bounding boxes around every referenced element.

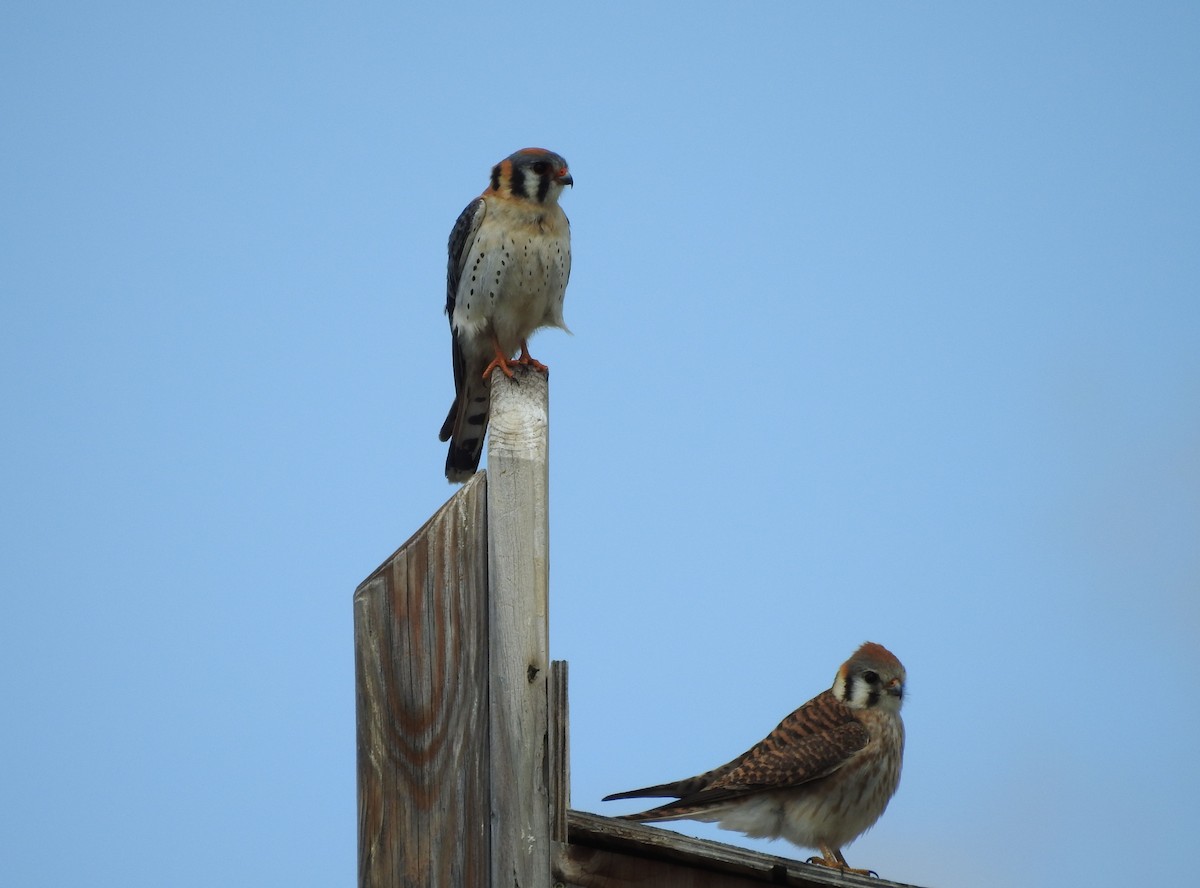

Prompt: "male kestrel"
[604,642,906,875]
[438,148,573,483]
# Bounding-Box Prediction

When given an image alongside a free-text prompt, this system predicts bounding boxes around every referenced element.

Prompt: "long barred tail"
[603,780,726,824]
[602,776,703,804]
[439,373,491,483]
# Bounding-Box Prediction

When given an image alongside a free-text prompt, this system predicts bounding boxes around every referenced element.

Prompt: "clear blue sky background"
[3,3,1197,887]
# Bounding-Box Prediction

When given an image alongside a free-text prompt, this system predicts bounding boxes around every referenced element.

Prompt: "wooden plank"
[555,842,783,888]
[559,811,922,888]
[549,660,570,843]
[353,475,489,888]
[486,365,552,888]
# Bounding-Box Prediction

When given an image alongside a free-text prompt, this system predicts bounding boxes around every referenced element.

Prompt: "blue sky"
[3,3,1198,886]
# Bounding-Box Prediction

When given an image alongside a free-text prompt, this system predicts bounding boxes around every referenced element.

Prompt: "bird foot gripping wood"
[516,353,549,373]
[482,353,515,380]
[483,342,549,380]
[482,335,517,380]
[515,342,549,374]
[806,857,879,878]
[808,848,878,878]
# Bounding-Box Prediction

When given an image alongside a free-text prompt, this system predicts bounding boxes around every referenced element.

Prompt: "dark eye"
[862,670,880,684]
[531,161,551,174]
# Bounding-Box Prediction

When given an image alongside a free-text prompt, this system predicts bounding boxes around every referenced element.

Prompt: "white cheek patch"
[834,672,879,709]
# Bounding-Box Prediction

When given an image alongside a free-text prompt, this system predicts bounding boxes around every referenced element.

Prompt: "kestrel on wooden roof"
[604,642,906,876]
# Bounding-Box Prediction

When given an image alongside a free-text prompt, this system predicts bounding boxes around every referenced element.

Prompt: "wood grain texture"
[354,474,489,888]
[558,811,923,888]
[549,660,570,844]
[486,365,552,888]
[555,843,783,888]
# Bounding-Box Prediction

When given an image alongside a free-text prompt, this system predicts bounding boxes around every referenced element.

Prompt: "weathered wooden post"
[354,474,490,886]
[354,366,554,888]
[353,367,928,888]
[484,368,552,888]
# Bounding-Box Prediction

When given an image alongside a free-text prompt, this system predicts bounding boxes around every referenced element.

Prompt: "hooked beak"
[557,169,573,188]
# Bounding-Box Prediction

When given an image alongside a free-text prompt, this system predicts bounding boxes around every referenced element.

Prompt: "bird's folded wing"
[685,719,870,806]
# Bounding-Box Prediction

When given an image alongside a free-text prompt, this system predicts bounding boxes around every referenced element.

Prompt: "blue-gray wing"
[439,197,488,471]
[446,197,486,320]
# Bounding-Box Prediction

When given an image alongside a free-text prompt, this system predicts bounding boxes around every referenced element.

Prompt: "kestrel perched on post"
[603,642,906,875]
[438,148,573,483]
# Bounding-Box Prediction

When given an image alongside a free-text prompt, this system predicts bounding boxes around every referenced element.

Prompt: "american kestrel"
[437,147,573,483]
[603,642,906,875]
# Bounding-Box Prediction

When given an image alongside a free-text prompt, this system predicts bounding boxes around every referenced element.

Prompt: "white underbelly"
[452,225,569,355]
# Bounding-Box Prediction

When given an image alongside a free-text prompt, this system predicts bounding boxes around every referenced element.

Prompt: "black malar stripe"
[509,164,528,198]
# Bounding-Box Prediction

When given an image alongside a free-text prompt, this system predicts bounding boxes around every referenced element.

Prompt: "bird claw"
[515,343,549,374]
[517,354,549,373]
[482,342,547,380]
[805,856,878,878]
[482,354,515,380]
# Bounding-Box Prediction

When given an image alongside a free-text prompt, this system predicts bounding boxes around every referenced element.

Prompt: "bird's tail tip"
[602,783,681,803]
[444,458,479,484]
